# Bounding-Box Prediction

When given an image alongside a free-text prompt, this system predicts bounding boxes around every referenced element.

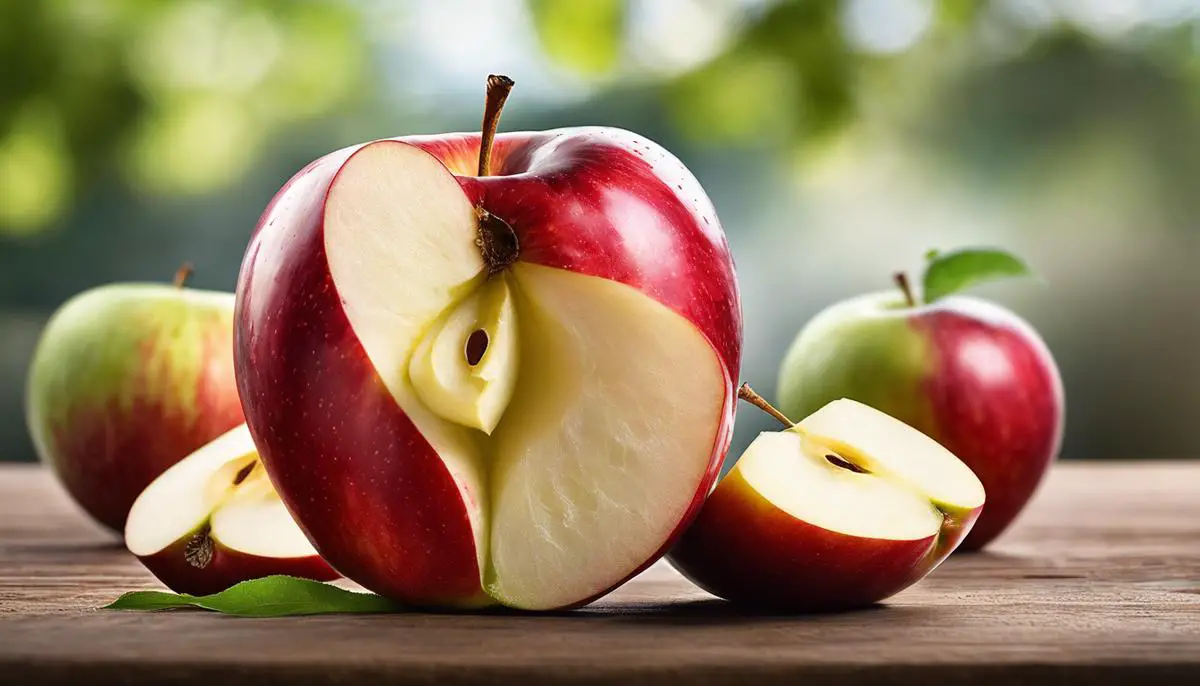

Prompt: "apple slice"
[125,425,337,595]
[668,387,984,611]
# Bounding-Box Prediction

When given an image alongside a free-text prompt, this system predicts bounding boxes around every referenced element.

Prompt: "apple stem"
[737,383,795,428]
[893,271,916,307]
[173,262,194,288]
[477,74,514,177]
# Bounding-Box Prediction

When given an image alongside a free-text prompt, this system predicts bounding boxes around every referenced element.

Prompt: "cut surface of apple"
[314,140,727,609]
[668,394,984,611]
[125,424,336,594]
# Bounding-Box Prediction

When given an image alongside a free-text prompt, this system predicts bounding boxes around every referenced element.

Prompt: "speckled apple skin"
[778,293,1063,550]
[138,533,338,596]
[234,130,742,608]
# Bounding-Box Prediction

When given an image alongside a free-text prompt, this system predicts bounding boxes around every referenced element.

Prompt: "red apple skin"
[235,130,741,607]
[27,288,245,533]
[778,295,1062,551]
[668,468,982,611]
[137,535,338,596]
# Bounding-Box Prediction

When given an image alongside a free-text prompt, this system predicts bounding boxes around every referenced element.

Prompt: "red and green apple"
[234,76,742,610]
[26,265,245,532]
[669,385,984,611]
[777,248,1063,549]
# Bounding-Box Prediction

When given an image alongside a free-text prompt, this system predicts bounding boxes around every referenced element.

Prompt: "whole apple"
[234,76,742,610]
[26,266,245,532]
[776,249,1063,549]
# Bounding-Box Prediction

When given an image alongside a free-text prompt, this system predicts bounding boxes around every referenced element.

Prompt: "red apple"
[234,76,742,609]
[26,265,244,532]
[125,424,338,595]
[777,250,1063,549]
[669,386,984,611]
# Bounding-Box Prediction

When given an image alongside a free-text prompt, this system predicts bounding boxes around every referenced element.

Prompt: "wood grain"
[0,462,1197,685]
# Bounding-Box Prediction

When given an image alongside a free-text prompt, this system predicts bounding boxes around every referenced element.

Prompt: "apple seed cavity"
[825,453,870,474]
[231,460,258,486]
[465,329,489,366]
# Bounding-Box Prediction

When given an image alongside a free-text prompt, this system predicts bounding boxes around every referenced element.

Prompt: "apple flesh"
[234,79,741,610]
[26,279,245,532]
[777,292,1063,549]
[669,395,985,611]
[125,424,337,595]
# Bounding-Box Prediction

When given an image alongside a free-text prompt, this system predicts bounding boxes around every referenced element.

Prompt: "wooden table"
[0,462,1197,685]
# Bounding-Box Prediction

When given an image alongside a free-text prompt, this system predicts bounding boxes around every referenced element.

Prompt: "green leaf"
[105,576,403,617]
[921,247,1037,303]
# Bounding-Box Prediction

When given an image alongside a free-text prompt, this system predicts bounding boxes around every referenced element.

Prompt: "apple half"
[669,388,984,611]
[234,76,741,609]
[125,424,338,595]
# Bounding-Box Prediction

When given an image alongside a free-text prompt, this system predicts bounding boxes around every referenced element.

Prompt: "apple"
[125,424,337,595]
[776,248,1064,549]
[668,384,984,611]
[26,265,245,532]
[233,75,742,610]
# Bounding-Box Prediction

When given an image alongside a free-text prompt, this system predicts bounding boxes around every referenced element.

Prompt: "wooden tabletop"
[0,462,1197,685]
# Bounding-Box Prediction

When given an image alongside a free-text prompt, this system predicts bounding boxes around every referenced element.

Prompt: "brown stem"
[173,262,194,288]
[477,74,514,177]
[893,271,916,307]
[737,383,794,428]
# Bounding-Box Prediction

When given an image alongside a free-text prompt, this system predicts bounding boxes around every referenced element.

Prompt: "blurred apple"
[777,248,1063,549]
[26,265,244,532]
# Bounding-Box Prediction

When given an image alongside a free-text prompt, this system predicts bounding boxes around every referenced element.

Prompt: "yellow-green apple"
[777,248,1063,550]
[233,76,742,610]
[669,385,984,611]
[125,424,337,595]
[26,265,245,532]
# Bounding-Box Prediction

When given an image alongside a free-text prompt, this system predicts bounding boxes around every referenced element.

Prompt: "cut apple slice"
[125,425,337,595]
[669,392,984,611]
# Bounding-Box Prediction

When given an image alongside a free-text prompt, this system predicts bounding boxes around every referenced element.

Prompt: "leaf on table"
[104,576,403,617]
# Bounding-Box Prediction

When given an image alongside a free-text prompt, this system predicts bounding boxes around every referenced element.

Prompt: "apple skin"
[668,467,982,611]
[777,293,1063,550]
[26,285,245,532]
[137,531,339,596]
[235,130,741,608]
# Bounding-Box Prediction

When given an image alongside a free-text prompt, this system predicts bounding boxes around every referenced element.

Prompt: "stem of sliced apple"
[477,74,514,178]
[737,383,795,428]
[173,262,194,288]
[893,272,916,307]
[473,75,520,275]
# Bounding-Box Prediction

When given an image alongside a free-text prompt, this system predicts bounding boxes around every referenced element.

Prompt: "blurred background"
[2,0,1198,465]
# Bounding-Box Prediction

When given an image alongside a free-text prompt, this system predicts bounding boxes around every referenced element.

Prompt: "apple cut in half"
[669,392,984,611]
[235,79,741,610]
[125,424,338,595]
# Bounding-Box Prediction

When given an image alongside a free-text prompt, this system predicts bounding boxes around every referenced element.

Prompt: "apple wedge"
[668,387,984,611]
[125,425,338,595]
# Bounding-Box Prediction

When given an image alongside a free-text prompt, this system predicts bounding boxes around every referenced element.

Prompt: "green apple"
[26,265,245,532]
[776,248,1064,549]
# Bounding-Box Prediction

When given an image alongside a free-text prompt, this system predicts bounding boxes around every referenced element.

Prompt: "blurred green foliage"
[0,0,363,235]
[5,0,1200,235]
